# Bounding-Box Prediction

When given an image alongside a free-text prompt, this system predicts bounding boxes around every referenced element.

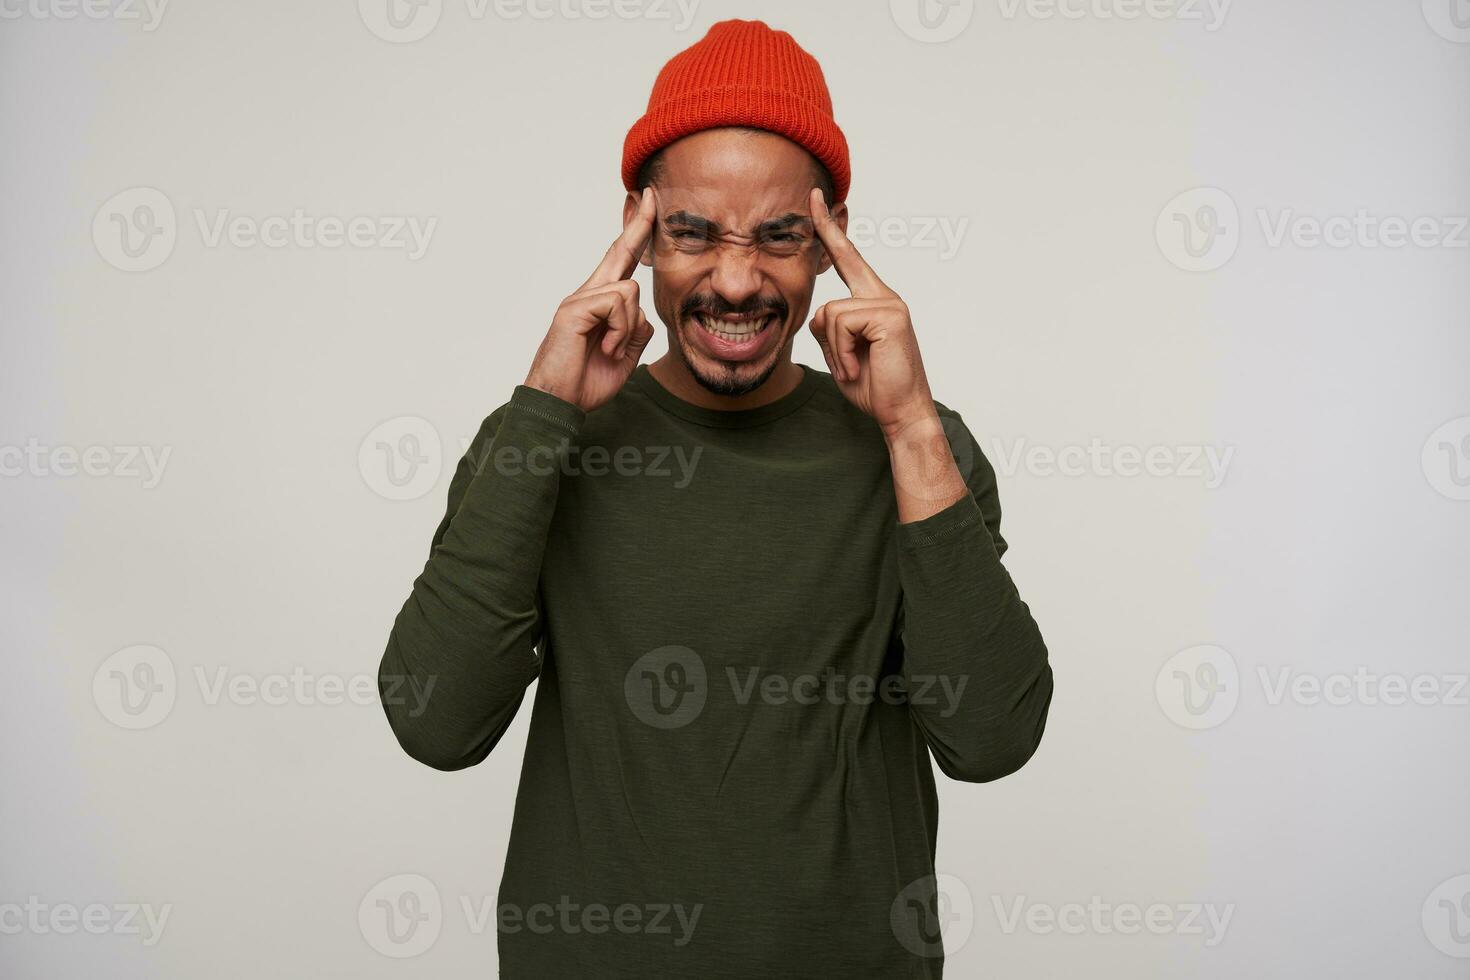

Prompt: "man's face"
[625,128,842,397]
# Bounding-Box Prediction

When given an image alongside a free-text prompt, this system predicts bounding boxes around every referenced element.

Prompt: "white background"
[2,0,1468,976]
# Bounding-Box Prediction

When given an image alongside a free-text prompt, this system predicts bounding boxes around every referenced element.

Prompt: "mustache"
[679,294,788,320]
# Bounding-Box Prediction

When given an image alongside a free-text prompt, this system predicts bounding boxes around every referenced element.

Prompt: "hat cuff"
[622,86,851,202]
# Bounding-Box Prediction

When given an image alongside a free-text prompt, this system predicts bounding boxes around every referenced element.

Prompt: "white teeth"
[695,313,773,343]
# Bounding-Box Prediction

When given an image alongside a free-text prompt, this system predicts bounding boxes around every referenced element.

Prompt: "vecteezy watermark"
[624,645,708,729]
[1255,209,1470,251]
[1155,187,1239,272]
[623,647,970,729]
[358,0,443,42]
[995,0,1231,30]
[992,895,1234,946]
[0,898,172,946]
[890,0,976,43]
[0,439,171,488]
[1155,644,1239,729]
[0,0,168,30]
[93,187,177,272]
[890,874,975,958]
[358,873,702,958]
[844,215,971,261]
[194,666,434,714]
[92,645,434,730]
[1422,416,1470,501]
[359,416,444,502]
[93,645,178,730]
[93,187,437,272]
[464,438,704,489]
[1158,187,1470,272]
[727,667,969,718]
[1423,874,1470,958]
[1156,644,1468,729]
[1422,0,1470,43]
[358,0,700,43]
[359,416,707,502]
[987,437,1234,489]
[359,874,442,958]
[481,897,702,947]
[1257,666,1469,708]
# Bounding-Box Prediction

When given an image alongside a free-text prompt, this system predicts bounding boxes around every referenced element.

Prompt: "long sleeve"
[893,412,1054,783]
[377,385,584,771]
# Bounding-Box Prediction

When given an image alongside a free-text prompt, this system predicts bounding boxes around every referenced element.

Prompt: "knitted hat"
[621,19,851,203]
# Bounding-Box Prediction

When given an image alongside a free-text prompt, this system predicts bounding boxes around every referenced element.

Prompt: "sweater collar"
[630,363,821,429]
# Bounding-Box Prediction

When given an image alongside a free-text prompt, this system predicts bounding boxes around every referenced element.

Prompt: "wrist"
[880,404,942,445]
[523,370,575,406]
[885,410,968,521]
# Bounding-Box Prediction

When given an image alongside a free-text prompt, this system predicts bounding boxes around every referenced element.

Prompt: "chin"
[677,321,788,397]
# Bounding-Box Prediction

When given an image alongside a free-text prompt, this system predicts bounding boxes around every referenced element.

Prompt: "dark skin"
[630,128,840,408]
[525,127,967,520]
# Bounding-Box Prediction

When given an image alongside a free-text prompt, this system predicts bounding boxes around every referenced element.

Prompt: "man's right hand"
[524,188,657,413]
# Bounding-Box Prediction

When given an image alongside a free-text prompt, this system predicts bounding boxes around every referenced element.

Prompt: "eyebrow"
[756,213,814,236]
[662,210,813,238]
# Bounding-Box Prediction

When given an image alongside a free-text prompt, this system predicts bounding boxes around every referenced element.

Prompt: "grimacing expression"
[626,128,842,397]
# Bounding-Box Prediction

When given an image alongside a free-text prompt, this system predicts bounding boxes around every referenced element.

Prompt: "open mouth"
[690,311,779,344]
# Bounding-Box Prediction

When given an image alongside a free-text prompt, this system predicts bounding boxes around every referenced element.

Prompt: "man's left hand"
[808,187,938,440]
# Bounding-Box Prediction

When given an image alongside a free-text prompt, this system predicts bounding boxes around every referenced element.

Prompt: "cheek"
[770,268,816,319]
[649,270,688,323]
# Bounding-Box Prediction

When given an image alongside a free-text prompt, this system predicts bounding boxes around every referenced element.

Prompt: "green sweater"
[378,363,1053,978]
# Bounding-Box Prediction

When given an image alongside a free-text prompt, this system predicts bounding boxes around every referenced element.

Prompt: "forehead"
[653,128,817,228]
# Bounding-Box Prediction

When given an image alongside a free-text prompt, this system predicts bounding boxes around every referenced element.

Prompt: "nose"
[705,243,764,310]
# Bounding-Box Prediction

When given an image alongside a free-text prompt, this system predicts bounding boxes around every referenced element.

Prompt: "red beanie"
[621,19,851,203]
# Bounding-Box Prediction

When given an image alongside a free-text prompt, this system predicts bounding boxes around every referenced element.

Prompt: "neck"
[647,349,805,411]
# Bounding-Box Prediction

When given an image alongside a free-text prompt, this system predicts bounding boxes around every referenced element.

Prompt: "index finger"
[809,187,891,298]
[582,187,657,290]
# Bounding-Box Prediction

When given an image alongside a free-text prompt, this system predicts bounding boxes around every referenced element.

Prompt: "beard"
[671,327,784,396]
[671,292,789,397]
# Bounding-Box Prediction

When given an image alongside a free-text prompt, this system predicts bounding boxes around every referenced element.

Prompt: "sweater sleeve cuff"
[896,491,992,552]
[505,384,585,435]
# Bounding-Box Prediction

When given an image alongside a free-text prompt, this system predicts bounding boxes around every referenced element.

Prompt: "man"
[378,19,1052,978]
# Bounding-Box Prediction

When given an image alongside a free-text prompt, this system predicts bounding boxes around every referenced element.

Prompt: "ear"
[623,191,654,267]
[815,199,848,275]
